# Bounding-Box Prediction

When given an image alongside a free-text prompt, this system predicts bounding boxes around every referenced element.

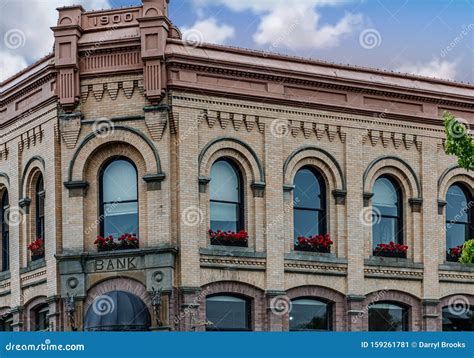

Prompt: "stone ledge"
[55,246,179,261]
[0,271,11,282]
[439,262,474,273]
[285,251,347,265]
[365,257,423,269]
[20,258,46,274]
[200,247,265,259]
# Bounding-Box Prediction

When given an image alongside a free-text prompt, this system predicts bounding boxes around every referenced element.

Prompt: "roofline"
[0,53,54,89]
[168,39,474,90]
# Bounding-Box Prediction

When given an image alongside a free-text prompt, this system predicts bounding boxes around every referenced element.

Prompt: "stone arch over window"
[444,183,473,261]
[67,126,165,187]
[84,277,152,321]
[363,158,422,260]
[286,285,346,331]
[438,166,474,213]
[82,143,149,251]
[21,156,45,199]
[198,137,265,196]
[282,146,346,256]
[24,296,48,331]
[22,164,45,265]
[437,166,473,262]
[363,290,422,331]
[440,294,474,332]
[283,146,346,201]
[363,156,422,209]
[198,281,265,332]
[198,138,265,250]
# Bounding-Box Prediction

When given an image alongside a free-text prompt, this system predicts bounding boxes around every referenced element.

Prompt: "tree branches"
[443,111,474,171]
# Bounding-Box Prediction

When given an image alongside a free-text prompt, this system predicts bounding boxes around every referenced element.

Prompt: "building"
[0,0,473,332]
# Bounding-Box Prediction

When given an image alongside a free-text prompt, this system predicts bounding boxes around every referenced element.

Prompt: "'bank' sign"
[92,256,141,272]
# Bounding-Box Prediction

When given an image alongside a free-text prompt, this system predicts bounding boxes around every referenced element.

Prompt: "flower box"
[372,250,406,258]
[209,230,248,247]
[95,233,139,252]
[31,253,45,261]
[373,242,408,258]
[294,234,333,253]
[28,238,45,260]
[447,245,463,262]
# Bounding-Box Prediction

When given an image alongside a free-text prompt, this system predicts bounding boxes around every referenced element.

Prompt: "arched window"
[35,174,45,242]
[210,159,243,233]
[293,167,327,240]
[206,295,250,331]
[289,298,332,331]
[368,302,408,331]
[99,158,138,238]
[442,305,474,331]
[372,176,403,254]
[1,191,9,271]
[446,184,473,261]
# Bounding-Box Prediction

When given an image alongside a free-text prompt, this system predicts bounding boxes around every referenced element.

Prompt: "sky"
[0,0,473,83]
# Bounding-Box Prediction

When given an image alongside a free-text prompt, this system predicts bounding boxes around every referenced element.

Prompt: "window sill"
[200,247,265,259]
[20,258,46,274]
[365,256,423,269]
[439,262,474,273]
[285,251,347,265]
[0,270,11,282]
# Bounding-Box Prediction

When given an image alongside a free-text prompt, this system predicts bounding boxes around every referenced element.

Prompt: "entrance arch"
[84,290,151,331]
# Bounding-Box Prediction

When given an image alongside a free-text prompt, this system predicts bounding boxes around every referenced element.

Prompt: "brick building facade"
[0,0,473,332]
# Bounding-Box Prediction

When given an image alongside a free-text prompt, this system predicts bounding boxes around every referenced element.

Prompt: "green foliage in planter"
[443,111,474,171]
[459,239,474,264]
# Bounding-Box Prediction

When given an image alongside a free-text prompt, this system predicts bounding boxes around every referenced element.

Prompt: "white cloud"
[0,52,28,82]
[1,0,110,82]
[181,18,235,45]
[192,0,362,50]
[395,58,460,81]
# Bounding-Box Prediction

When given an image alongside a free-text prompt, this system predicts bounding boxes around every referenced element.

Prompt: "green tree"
[443,111,474,171]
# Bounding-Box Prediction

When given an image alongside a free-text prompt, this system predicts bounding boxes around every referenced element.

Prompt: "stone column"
[178,287,202,332]
[263,116,285,305]
[422,299,440,331]
[46,296,62,331]
[345,128,366,326]
[10,306,24,332]
[346,294,367,331]
[175,107,201,291]
[265,290,288,331]
[420,139,440,329]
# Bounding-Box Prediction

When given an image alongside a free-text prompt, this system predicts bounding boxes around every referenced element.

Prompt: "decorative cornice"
[171,94,452,135]
[284,262,347,275]
[364,267,423,280]
[167,61,474,110]
[200,256,266,271]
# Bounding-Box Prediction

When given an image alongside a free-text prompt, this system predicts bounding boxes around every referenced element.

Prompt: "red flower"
[374,242,408,253]
[295,234,333,251]
[96,233,139,251]
[449,245,463,257]
[27,237,45,256]
[209,229,248,244]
